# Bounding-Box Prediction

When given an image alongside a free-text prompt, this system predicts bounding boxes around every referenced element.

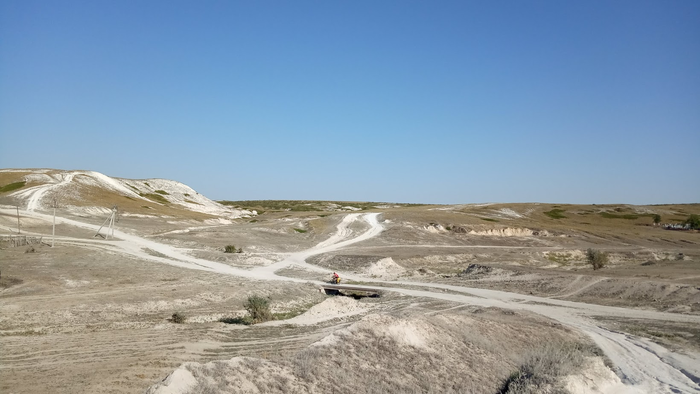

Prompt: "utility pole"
[52,206,56,247]
[94,206,118,240]
[50,194,59,247]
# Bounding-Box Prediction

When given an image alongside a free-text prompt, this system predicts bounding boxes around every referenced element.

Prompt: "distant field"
[218,200,426,212]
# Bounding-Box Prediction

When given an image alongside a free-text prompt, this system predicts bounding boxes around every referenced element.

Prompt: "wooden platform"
[319,284,383,297]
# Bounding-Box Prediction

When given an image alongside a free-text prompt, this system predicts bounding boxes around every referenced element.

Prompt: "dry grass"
[498,341,601,394]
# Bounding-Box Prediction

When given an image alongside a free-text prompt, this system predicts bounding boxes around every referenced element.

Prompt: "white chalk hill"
[0,169,253,219]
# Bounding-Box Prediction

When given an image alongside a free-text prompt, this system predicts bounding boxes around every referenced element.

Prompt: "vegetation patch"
[685,214,700,230]
[218,200,424,212]
[244,295,273,324]
[184,199,201,205]
[139,193,169,204]
[481,217,499,222]
[586,248,608,270]
[600,212,640,220]
[221,299,318,325]
[543,209,566,219]
[224,245,242,253]
[154,190,169,195]
[294,228,307,233]
[546,252,575,266]
[170,312,186,324]
[598,211,657,220]
[0,181,26,193]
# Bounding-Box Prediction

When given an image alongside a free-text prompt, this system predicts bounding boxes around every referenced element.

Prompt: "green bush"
[224,245,241,253]
[586,248,608,270]
[244,295,272,324]
[171,312,186,324]
[294,228,307,233]
[154,189,169,195]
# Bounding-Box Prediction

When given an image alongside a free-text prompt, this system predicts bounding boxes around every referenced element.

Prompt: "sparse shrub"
[244,295,272,324]
[224,245,237,253]
[653,214,661,225]
[25,246,35,253]
[499,341,590,394]
[586,248,608,270]
[171,312,186,324]
[294,347,322,380]
[685,214,700,230]
[154,189,169,195]
[294,228,307,233]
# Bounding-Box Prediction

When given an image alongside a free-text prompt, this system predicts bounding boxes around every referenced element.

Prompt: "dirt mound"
[364,257,406,279]
[145,357,304,394]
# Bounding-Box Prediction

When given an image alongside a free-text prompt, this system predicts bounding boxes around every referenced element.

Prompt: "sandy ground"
[1,190,700,393]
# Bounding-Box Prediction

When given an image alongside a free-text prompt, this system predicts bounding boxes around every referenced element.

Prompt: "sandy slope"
[3,198,700,393]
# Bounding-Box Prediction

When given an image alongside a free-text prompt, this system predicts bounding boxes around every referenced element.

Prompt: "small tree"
[586,248,608,270]
[171,312,186,324]
[685,214,700,230]
[653,214,661,225]
[244,295,272,323]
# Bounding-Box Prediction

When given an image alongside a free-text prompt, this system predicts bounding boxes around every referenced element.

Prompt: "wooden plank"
[319,284,383,294]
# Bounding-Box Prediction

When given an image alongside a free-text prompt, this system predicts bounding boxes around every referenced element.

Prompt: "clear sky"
[1,1,698,204]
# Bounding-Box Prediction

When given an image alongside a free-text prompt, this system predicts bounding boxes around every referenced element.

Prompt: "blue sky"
[1,1,698,204]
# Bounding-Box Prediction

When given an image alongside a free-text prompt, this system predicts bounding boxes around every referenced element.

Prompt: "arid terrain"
[1,169,699,394]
